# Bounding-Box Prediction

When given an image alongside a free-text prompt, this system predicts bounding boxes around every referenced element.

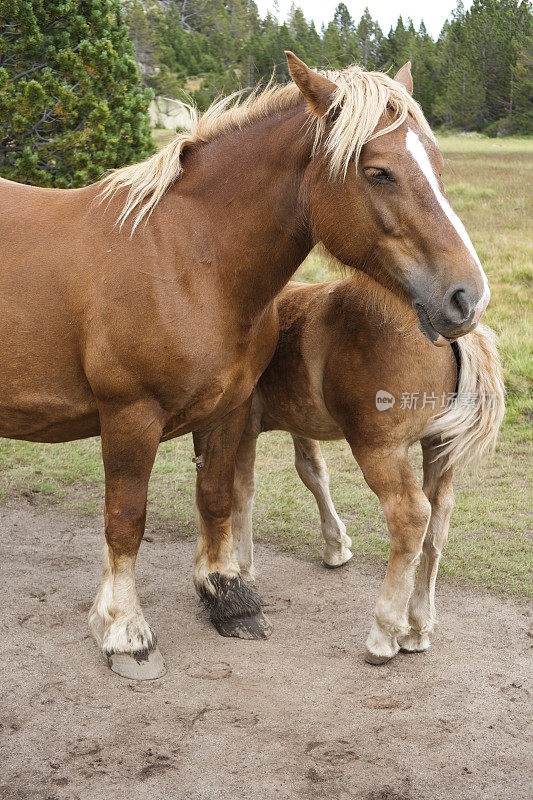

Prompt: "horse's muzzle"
[413,283,490,346]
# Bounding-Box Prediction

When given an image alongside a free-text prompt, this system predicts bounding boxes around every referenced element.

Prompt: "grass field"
[1,133,531,596]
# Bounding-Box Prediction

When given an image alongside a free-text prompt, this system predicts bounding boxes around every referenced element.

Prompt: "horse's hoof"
[198,573,271,639]
[364,649,394,665]
[322,549,353,569]
[399,631,431,653]
[107,646,166,680]
[213,611,273,640]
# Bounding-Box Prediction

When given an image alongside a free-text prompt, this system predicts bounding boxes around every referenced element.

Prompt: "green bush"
[0,0,155,188]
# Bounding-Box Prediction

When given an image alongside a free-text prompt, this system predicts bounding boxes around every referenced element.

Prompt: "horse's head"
[286,52,490,345]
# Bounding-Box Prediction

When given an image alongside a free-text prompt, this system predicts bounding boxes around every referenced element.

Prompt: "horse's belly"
[0,343,99,441]
[0,279,99,440]
[260,393,344,441]
[0,393,99,442]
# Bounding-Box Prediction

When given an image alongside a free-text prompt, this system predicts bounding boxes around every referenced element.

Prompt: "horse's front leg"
[193,400,272,640]
[88,400,165,680]
[352,445,431,665]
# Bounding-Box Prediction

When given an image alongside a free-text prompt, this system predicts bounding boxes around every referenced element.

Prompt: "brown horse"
[232,276,504,664]
[0,53,490,678]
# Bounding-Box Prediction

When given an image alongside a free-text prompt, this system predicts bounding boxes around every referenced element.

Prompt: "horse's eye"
[365,167,395,184]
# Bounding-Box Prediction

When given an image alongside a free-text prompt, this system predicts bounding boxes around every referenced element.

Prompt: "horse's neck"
[162,108,315,316]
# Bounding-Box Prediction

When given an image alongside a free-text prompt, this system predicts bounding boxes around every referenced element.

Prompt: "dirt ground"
[0,502,531,800]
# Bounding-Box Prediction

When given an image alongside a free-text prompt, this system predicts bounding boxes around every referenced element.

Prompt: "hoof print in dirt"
[200,573,273,640]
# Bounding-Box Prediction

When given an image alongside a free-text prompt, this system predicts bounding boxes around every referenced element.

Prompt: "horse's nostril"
[443,285,475,326]
[451,288,469,319]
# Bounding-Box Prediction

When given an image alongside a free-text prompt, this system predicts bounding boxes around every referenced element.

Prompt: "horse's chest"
[159,365,252,440]
[160,322,279,436]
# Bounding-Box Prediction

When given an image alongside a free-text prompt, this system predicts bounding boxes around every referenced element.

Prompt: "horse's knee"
[295,453,327,486]
[104,503,146,555]
[384,490,431,556]
[197,474,232,524]
[407,491,432,530]
[105,508,146,556]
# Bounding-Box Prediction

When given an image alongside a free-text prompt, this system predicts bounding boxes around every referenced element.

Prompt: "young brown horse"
[232,276,504,664]
[0,53,490,678]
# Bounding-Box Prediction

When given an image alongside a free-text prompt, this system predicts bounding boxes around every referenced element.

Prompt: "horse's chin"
[413,302,455,347]
[432,334,454,347]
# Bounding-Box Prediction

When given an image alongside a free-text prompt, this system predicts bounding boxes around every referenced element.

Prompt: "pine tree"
[323,3,358,68]
[287,4,321,65]
[434,2,487,129]
[124,0,161,78]
[354,8,383,69]
[467,0,531,123]
[382,16,416,69]
[435,0,532,130]
[250,13,297,83]
[411,22,440,122]
[0,0,154,187]
[113,0,532,134]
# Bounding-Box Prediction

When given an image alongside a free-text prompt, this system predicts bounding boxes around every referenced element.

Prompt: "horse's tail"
[422,323,505,474]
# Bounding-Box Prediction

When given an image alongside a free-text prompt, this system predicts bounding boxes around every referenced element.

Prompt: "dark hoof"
[107,646,166,680]
[213,611,273,640]
[199,573,272,640]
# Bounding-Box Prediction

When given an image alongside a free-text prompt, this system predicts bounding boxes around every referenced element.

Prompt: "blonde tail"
[422,324,505,473]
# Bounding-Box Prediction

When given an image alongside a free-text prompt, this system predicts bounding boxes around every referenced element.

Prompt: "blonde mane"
[101,66,434,233]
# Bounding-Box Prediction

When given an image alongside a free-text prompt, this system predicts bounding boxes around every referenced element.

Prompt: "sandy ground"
[0,501,531,800]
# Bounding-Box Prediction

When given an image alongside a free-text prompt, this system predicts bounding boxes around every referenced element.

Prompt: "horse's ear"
[285,51,337,116]
[393,62,413,95]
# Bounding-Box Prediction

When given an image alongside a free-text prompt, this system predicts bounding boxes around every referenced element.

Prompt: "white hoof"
[323,545,353,568]
[399,630,431,653]
[365,621,400,665]
[364,648,396,665]
[364,639,399,665]
[107,647,166,680]
[323,530,353,567]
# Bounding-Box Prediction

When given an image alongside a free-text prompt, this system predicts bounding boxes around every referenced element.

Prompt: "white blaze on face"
[405,129,490,320]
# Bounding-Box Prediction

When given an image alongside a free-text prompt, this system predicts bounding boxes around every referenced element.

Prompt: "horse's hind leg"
[231,427,259,581]
[399,445,455,654]
[292,436,352,567]
[88,401,165,680]
[193,399,272,640]
[351,444,431,664]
